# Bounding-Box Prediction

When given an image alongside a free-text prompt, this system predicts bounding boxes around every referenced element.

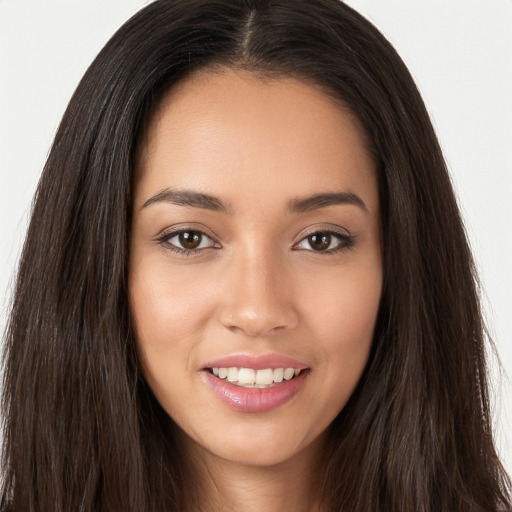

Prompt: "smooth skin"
[129,68,382,512]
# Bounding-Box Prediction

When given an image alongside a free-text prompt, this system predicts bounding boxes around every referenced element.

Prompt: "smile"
[210,367,302,388]
[203,360,309,413]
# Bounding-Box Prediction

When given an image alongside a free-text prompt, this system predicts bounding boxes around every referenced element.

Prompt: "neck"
[184,433,326,512]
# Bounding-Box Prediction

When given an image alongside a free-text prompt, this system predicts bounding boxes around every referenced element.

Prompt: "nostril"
[219,306,299,338]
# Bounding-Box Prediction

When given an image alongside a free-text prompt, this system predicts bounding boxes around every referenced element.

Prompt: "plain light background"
[1,0,511,475]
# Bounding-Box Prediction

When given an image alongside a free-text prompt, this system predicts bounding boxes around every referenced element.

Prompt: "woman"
[1,0,510,511]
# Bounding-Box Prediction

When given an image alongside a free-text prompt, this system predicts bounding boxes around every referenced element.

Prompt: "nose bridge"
[219,238,298,337]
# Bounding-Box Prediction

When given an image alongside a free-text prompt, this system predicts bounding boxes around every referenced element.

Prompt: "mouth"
[208,366,304,389]
[202,355,310,413]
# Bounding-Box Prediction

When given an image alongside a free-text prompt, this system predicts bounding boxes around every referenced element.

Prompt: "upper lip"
[203,353,309,371]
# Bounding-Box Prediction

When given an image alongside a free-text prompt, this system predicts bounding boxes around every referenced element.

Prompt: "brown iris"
[179,231,202,249]
[308,232,331,251]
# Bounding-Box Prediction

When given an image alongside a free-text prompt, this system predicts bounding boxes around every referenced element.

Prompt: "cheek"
[130,259,211,333]
[306,260,380,328]
[128,262,216,383]
[300,261,382,380]
[128,265,214,423]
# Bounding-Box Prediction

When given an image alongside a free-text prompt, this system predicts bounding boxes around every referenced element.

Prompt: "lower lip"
[203,370,308,413]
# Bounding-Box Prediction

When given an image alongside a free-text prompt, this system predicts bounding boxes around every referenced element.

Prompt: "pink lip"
[203,369,309,413]
[203,353,308,371]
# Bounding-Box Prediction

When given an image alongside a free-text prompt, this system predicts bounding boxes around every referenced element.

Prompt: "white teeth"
[283,368,295,380]
[273,368,284,383]
[238,368,256,385]
[255,368,274,386]
[227,367,238,382]
[210,366,304,388]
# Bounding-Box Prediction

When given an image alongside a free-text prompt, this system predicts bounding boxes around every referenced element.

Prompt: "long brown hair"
[1,1,510,510]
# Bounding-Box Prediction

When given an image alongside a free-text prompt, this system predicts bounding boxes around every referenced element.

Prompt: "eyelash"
[155,227,354,256]
[294,228,355,254]
[155,229,219,257]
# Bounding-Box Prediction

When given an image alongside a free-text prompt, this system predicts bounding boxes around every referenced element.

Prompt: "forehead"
[135,68,378,215]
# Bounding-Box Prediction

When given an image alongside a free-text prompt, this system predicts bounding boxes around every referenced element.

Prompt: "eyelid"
[295,224,351,240]
[155,223,219,241]
[154,223,354,256]
[292,225,355,253]
[154,224,222,255]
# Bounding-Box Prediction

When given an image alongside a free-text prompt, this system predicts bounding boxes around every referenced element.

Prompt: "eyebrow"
[142,188,368,214]
[142,188,234,214]
[288,191,368,213]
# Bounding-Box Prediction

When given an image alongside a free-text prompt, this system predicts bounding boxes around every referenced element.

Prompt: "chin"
[188,423,326,469]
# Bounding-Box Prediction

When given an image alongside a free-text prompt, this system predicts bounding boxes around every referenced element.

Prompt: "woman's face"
[129,68,382,467]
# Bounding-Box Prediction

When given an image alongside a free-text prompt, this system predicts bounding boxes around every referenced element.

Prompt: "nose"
[218,245,299,338]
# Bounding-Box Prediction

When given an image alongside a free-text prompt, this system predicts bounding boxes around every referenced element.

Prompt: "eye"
[294,230,353,253]
[156,229,218,254]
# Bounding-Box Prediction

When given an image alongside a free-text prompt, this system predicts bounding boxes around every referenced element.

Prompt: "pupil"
[309,233,331,251]
[179,231,201,249]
